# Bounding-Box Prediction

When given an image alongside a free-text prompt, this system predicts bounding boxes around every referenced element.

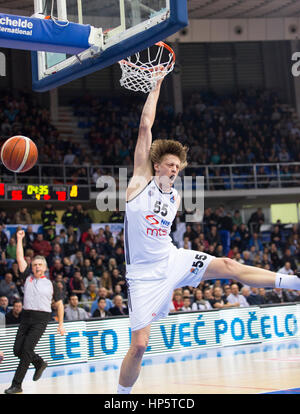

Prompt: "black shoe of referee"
[4,385,23,394]
[33,361,48,381]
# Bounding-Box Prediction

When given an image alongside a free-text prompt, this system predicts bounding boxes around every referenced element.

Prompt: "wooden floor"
[1,339,300,394]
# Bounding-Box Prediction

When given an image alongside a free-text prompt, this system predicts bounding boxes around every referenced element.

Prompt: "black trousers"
[12,310,50,386]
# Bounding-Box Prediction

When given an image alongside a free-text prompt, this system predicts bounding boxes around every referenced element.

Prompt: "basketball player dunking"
[117,76,300,394]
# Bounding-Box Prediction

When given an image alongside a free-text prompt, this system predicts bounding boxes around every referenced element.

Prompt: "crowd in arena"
[0,202,299,325]
[0,89,299,325]
[74,88,300,189]
[1,88,300,190]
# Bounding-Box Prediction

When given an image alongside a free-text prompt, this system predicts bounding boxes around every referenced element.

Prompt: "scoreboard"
[0,184,90,201]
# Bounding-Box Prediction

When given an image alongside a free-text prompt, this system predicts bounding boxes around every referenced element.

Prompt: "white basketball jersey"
[125,178,178,267]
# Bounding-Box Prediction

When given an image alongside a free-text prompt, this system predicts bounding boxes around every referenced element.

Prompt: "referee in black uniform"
[4,230,65,394]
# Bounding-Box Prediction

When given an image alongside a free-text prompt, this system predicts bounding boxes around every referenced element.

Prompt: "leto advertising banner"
[0,303,299,372]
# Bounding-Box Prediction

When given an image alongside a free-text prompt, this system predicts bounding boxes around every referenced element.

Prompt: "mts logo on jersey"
[146,228,168,237]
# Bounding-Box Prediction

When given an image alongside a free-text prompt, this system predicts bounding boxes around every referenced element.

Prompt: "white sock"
[117,384,132,394]
[275,273,300,290]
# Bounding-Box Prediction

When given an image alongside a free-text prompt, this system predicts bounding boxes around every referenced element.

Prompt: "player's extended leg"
[117,324,151,394]
[203,257,300,290]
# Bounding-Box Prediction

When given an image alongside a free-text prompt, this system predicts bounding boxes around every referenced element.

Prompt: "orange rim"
[119,41,176,71]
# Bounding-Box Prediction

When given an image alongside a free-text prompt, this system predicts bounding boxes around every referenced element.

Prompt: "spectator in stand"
[49,259,64,281]
[110,208,124,224]
[183,224,198,242]
[62,205,79,235]
[111,268,126,293]
[248,232,263,252]
[64,294,89,320]
[41,203,57,235]
[282,289,299,303]
[0,210,10,225]
[81,258,94,278]
[77,205,93,234]
[32,233,52,258]
[100,270,113,296]
[270,243,281,270]
[172,290,183,311]
[209,286,239,309]
[83,270,100,289]
[0,224,8,252]
[87,248,99,268]
[71,250,84,269]
[53,276,68,304]
[59,229,68,245]
[191,288,212,311]
[24,225,36,250]
[104,237,117,259]
[270,225,282,249]
[63,234,79,258]
[247,287,267,305]
[240,286,252,304]
[242,250,253,266]
[47,243,63,266]
[6,237,17,267]
[90,287,113,314]
[203,287,213,303]
[80,228,95,252]
[179,296,192,312]
[94,257,106,277]
[239,223,250,251]
[232,210,243,227]
[226,283,249,307]
[258,288,268,303]
[265,288,285,304]
[278,262,294,275]
[0,296,9,315]
[5,299,23,325]
[247,208,264,233]
[108,295,128,316]
[104,225,112,240]
[113,284,125,299]
[0,273,19,305]
[206,225,221,249]
[92,298,109,318]
[97,228,107,244]
[281,248,298,272]
[68,271,85,300]
[82,283,98,302]
[62,257,75,279]
[14,208,32,225]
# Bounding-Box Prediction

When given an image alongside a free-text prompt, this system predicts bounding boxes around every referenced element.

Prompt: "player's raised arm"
[133,78,163,177]
[16,230,27,273]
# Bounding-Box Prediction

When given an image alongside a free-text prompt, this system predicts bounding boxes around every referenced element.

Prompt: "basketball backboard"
[31,0,188,92]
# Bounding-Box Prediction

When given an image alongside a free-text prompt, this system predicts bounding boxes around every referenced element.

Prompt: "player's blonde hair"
[150,139,188,174]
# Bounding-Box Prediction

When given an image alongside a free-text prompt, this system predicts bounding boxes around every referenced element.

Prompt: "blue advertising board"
[0,304,299,372]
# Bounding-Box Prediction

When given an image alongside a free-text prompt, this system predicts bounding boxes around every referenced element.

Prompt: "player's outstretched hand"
[16,230,25,240]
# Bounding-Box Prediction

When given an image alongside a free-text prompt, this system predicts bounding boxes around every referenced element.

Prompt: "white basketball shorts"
[125,246,215,331]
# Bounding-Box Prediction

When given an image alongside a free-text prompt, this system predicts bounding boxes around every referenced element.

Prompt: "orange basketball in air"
[0,136,38,173]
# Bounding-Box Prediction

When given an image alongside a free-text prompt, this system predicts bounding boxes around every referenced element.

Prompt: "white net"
[118,42,175,93]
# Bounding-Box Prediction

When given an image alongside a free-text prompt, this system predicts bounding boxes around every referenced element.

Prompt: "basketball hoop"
[118,42,175,93]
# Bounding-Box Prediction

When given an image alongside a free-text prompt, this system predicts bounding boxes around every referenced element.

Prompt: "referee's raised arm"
[16,230,27,273]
